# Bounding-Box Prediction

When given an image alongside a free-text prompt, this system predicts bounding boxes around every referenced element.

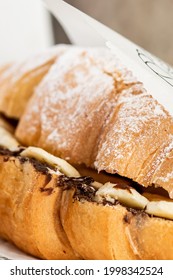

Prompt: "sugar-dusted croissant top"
[7,45,172,198]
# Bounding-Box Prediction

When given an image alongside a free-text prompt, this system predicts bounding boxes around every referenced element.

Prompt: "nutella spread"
[58,175,96,201]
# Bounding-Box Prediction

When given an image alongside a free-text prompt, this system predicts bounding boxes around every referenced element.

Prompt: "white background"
[0,0,54,63]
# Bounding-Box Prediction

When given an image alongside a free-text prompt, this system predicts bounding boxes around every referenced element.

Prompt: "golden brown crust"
[16,47,118,165]
[0,46,67,119]
[95,88,173,194]
[0,153,80,259]
[16,46,173,197]
[61,189,173,259]
[125,212,173,259]
[61,189,138,260]
[16,47,143,167]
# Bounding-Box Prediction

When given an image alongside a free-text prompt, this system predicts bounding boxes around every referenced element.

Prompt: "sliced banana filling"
[94,182,149,209]
[143,193,173,220]
[1,129,173,220]
[21,146,80,177]
[0,131,80,177]
[93,182,173,220]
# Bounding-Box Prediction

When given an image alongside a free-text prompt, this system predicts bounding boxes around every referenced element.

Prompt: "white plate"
[0,239,36,260]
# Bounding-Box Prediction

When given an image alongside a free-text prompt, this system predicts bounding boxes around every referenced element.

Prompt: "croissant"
[1,45,173,259]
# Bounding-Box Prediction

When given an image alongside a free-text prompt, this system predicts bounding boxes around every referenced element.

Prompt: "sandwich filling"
[0,127,173,220]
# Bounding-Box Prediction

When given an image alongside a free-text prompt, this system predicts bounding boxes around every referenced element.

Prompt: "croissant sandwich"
[1,45,173,259]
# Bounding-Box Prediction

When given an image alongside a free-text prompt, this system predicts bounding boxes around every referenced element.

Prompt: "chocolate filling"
[58,175,96,201]
[0,147,170,220]
[56,175,159,218]
[27,157,56,176]
[0,147,56,178]
[57,175,139,210]
[0,147,23,157]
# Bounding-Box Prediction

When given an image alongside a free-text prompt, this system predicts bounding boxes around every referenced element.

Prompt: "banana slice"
[92,181,103,189]
[146,201,173,220]
[143,193,173,219]
[0,127,19,151]
[21,146,80,177]
[95,182,149,209]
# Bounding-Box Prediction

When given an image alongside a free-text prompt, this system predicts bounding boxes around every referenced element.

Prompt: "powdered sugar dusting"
[155,136,173,171]
[95,80,168,176]
[0,45,67,84]
[148,135,173,183]
[17,45,173,193]
[164,138,173,156]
